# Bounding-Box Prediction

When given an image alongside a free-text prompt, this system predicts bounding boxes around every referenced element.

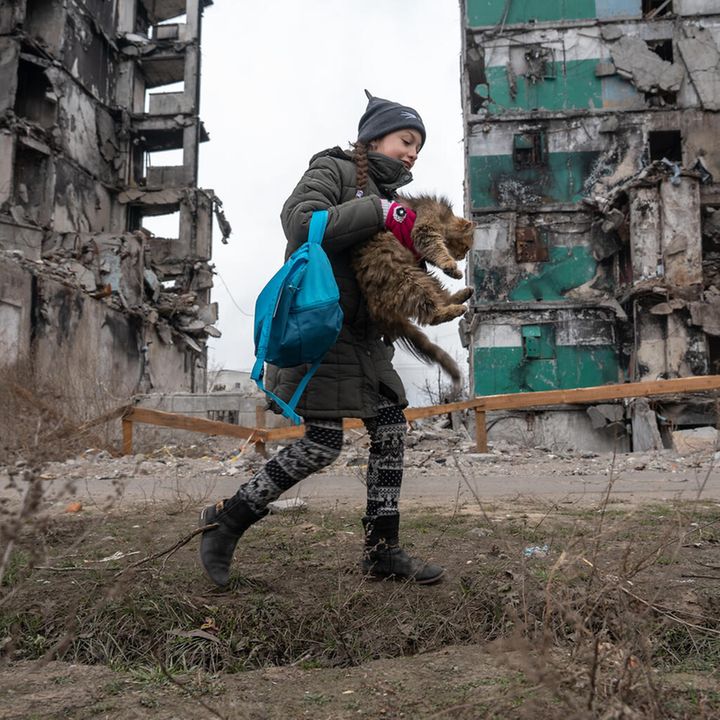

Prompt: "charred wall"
[460,0,720,446]
[0,0,224,400]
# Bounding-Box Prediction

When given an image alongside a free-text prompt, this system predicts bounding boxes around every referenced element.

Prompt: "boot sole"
[361,565,446,585]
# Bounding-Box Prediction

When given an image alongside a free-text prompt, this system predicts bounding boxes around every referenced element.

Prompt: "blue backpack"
[251,210,344,425]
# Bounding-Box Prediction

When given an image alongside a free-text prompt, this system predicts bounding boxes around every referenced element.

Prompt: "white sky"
[195,0,468,404]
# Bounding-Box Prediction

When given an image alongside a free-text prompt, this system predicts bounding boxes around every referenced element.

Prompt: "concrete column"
[629,186,661,283]
[116,0,136,34]
[185,0,201,39]
[0,133,14,205]
[660,177,702,290]
[183,44,199,115]
[182,122,199,183]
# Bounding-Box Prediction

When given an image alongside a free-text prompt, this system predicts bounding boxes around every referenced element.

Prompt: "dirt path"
[5,442,717,515]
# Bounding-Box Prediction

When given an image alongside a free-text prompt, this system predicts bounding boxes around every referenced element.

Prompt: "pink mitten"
[380,200,420,259]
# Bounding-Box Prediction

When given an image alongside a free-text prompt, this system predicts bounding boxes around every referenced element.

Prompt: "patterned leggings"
[236,400,406,519]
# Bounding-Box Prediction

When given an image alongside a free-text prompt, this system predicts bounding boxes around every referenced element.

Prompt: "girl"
[199,91,445,588]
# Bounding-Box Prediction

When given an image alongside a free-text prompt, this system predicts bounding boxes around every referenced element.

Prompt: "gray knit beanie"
[357,89,426,148]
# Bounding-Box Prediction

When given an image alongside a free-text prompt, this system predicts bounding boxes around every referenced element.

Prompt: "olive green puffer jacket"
[267,146,414,419]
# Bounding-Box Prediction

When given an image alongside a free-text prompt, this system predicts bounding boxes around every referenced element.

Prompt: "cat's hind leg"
[428,304,467,325]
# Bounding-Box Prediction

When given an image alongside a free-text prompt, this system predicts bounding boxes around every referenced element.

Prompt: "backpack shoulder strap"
[307,209,329,246]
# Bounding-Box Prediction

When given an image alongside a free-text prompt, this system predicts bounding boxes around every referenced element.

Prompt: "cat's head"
[443,212,474,260]
[401,194,475,260]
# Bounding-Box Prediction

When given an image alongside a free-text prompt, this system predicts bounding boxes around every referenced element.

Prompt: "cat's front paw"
[442,265,463,280]
[450,287,473,304]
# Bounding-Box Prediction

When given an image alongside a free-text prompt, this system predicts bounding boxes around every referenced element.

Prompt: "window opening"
[524,47,555,84]
[709,336,720,376]
[648,130,682,162]
[647,39,673,63]
[140,210,180,239]
[513,132,546,170]
[14,60,56,128]
[643,0,673,18]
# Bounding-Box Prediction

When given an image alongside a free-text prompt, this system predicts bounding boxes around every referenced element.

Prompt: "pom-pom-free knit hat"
[357,89,426,148]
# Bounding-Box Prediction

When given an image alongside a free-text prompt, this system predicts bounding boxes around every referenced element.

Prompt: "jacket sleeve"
[280,156,385,255]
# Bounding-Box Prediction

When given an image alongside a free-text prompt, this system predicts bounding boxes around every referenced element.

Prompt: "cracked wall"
[461,0,720,447]
[0,0,224,399]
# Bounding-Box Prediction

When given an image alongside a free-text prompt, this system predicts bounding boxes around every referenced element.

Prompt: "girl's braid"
[352,141,369,198]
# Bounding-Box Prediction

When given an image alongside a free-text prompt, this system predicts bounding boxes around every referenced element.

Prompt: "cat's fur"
[352,194,475,391]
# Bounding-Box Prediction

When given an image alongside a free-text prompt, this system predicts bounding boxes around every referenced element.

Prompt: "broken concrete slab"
[689,299,720,336]
[609,36,685,94]
[672,427,719,455]
[587,404,624,429]
[631,399,663,453]
[677,27,720,111]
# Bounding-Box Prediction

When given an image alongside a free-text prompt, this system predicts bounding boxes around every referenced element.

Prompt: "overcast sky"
[193,1,467,403]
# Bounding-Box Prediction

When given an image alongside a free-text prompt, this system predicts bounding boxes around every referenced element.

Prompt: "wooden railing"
[119,375,720,454]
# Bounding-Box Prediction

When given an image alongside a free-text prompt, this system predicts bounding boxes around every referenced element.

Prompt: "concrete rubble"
[3,414,719,518]
[460,1,720,452]
[0,0,223,397]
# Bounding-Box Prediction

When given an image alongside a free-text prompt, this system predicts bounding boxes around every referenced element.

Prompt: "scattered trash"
[268,498,307,513]
[200,617,218,631]
[468,527,493,538]
[64,502,83,513]
[523,544,550,558]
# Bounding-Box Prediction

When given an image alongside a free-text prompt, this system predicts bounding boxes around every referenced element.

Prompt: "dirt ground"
[2,426,720,719]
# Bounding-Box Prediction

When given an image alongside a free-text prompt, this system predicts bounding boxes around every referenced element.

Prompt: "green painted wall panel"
[468,151,601,208]
[556,347,619,387]
[466,0,597,25]
[473,347,523,396]
[484,60,603,113]
[473,344,618,396]
[509,246,597,301]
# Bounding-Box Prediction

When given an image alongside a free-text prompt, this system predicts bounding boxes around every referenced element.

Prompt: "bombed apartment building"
[460,0,720,450]
[0,0,226,398]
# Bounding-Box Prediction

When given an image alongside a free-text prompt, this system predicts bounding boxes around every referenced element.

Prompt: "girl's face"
[370,129,423,171]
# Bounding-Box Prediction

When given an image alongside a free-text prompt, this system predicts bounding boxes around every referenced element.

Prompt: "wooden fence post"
[255,405,267,458]
[122,417,133,455]
[474,408,487,452]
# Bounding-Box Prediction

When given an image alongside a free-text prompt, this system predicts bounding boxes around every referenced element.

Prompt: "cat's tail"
[394,320,462,395]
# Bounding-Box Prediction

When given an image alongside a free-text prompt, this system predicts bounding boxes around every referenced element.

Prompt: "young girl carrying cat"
[199,91,445,588]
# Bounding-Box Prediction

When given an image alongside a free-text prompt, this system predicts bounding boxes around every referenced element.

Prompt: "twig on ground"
[581,557,720,637]
[115,523,218,578]
[680,573,720,580]
[35,566,112,572]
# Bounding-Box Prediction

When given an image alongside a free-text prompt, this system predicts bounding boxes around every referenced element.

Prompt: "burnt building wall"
[460,0,719,448]
[0,0,226,401]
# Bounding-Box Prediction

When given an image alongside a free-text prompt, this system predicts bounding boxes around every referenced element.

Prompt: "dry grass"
[2,407,720,717]
[2,484,720,718]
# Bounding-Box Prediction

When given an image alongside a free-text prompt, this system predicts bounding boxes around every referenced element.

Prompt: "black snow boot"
[361,515,445,585]
[199,498,266,587]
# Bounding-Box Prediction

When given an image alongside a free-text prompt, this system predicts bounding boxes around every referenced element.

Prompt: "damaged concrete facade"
[460,0,720,450]
[0,0,226,397]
